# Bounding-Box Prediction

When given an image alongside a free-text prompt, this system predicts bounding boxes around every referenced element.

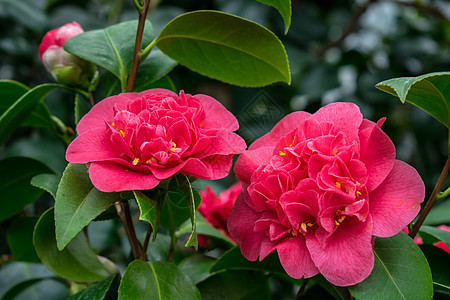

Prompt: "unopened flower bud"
[39,22,95,88]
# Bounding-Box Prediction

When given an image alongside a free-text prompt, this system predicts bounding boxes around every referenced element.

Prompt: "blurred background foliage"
[0,0,449,298]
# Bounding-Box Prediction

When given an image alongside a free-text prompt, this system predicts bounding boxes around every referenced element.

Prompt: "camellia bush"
[1,0,450,299]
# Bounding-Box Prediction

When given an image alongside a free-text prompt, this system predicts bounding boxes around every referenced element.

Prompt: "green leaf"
[7,216,40,263]
[0,157,54,221]
[423,199,450,225]
[31,173,61,199]
[197,270,270,300]
[0,277,67,300]
[0,0,46,32]
[0,80,51,127]
[134,190,160,241]
[68,274,118,300]
[64,20,154,89]
[154,10,290,87]
[257,0,292,34]
[135,76,176,93]
[420,245,450,293]
[75,94,91,125]
[349,231,433,299]
[0,83,65,145]
[178,254,216,284]
[376,72,450,128]
[118,260,201,300]
[176,213,234,245]
[135,49,177,91]
[175,174,198,249]
[211,246,286,275]
[55,163,120,250]
[33,208,110,282]
[419,225,450,247]
[160,188,201,238]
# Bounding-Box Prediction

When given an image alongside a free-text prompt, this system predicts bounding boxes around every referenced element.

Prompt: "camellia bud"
[39,22,95,88]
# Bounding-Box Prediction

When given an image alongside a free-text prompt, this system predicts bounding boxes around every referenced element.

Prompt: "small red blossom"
[198,183,242,246]
[404,225,450,254]
[66,89,246,192]
[228,102,425,286]
[39,22,95,87]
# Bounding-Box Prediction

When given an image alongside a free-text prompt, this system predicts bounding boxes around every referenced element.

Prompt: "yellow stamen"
[119,129,126,137]
[356,191,362,196]
[335,181,342,189]
[111,122,115,126]
[279,150,287,156]
[356,181,361,186]
[132,158,140,166]
[333,150,338,155]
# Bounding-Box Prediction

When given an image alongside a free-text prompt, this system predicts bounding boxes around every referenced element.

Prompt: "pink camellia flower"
[198,183,242,247]
[228,102,425,286]
[39,22,95,88]
[66,89,246,192]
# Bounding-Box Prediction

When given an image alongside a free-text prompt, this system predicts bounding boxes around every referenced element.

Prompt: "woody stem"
[409,155,450,238]
[126,0,151,92]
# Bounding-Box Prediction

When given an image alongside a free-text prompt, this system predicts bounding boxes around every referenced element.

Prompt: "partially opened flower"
[39,22,95,88]
[198,183,242,247]
[228,102,425,286]
[66,89,246,192]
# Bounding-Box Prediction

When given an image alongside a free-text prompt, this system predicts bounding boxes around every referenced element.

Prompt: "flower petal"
[88,161,160,192]
[359,121,395,192]
[277,237,319,279]
[234,147,274,184]
[306,216,374,286]
[227,193,264,261]
[194,94,239,131]
[369,160,424,237]
[66,129,118,163]
[249,111,311,150]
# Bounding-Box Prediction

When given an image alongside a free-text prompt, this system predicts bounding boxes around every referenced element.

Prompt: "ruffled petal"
[369,160,424,237]
[234,147,274,184]
[306,216,374,286]
[227,193,264,261]
[249,111,311,150]
[88,161,160,192]
[277,237,319,279]
[66,129,117,163]
[194,94,239,131]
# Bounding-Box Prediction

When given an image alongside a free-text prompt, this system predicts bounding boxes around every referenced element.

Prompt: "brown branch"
[126,0,151,92]
[317,0,378,56]
[89,91,95,107]
[140,224,153,261]
[409,155,450,238]
[115,200,142,259]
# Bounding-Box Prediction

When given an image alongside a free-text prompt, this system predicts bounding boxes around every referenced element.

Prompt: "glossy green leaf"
[197,270,270,300]
[160,189,201,238]
[64,20,154,88]
[135,49,177,91]
[55,163,120,250]
[257,0,291,33]
[419,225,450,247]
[174,174,198,249]
[33,208,110,282]
[376,72,450,128]
[0,277,67,300]
[424,200,450,225]
[135,76,176,93]
[0,157,54,221]
[31,173,61,199]
[0,83,64,145]
[0,80,51,127]
[176,213,234,245]
[211,246,285,274]
[420,245,450,293]
[118,260,201,300]
[349,231,433,299]
[7,216,40,262]
[68,274,118,300]
[74,94,91,125]
[154,10,290,87]
[178,254,216,284]
[134,190,160,241]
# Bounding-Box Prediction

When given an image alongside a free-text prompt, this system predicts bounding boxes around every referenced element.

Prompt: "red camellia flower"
[228,102,425,286]
[66,89,246,192]
[39,22,95,87]
[198,183,242,246]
